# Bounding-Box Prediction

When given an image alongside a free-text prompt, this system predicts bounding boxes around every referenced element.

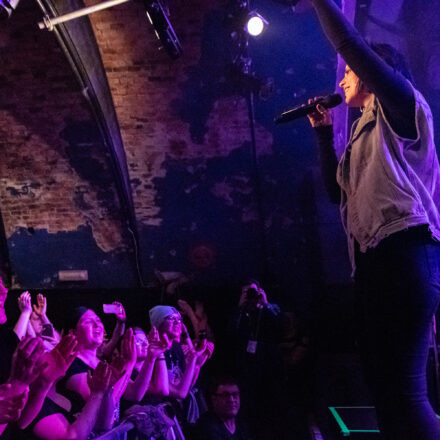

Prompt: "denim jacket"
[337,86,440,276]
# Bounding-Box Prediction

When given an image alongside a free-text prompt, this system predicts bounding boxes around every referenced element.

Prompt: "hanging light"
[245,11,268,37]
[0,0,20,20]
[143,0,183,60]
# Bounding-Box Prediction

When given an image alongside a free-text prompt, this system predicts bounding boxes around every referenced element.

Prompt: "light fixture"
[143,0,183,60]
[0,0,20,20]
[245,11,268,37]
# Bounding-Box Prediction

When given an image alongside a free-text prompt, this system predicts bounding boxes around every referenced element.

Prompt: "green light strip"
[328,406,381,435]
[328,407,350,437]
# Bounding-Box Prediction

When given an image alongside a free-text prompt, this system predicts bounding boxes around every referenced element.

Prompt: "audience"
[0,278,286,440]
[194,376,253,440]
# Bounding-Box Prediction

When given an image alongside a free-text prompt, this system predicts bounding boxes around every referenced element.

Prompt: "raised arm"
[18,334,78,429]
[124,339,168,402]
[14,292,33,340]
[31,361,112,440]
[309,0,414,120]
[33,294,61,344]
[100,302,126,360]
[169,349,198,400]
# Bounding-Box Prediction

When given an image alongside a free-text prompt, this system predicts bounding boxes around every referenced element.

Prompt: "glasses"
[214,392,240,399]
[165,316,183,324]
[135,339,148,346]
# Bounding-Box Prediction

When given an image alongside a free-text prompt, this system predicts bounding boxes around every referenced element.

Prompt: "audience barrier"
[94,421,135,440]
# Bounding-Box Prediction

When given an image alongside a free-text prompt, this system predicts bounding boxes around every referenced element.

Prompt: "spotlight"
[0,0,20,20]
[245,11,268,37]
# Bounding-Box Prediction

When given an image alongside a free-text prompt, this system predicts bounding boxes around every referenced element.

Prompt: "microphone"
[274,93,343,124]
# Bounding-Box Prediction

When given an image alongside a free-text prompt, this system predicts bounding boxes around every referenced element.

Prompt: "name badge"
[247,340,257,354]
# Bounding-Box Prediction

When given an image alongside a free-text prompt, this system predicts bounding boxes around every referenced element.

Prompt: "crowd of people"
[0,275,311,440]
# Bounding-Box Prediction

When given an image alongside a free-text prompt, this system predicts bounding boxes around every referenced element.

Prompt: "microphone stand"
[229,0,271,283]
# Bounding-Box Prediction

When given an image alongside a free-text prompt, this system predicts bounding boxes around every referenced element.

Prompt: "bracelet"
[157,357,166,361]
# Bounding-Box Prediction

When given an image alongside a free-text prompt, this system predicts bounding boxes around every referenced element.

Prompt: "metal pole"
[246,88,270,282]
[38,0,131,30]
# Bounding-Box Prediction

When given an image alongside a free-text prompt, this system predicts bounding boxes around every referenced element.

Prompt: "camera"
[246,287,260,301]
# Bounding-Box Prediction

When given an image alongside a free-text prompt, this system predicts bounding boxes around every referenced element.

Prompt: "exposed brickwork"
[85,0,274,226]
[0,2,127,283]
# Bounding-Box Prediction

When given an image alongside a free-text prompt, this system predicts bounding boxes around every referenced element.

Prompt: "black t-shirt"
[194,412,253,440]
[0,326,19,384]
[56,357,92,416]
[14,396,74,440]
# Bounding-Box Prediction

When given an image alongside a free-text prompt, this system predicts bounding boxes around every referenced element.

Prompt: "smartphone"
[103,304,120,314]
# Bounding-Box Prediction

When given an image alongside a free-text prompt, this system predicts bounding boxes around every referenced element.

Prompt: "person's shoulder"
[65,356,91,378]
[195,412,225,437]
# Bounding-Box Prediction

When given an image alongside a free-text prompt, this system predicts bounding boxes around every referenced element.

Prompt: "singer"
[305,1,440,439]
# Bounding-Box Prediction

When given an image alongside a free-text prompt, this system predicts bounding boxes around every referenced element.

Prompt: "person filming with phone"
[228,280,284,440]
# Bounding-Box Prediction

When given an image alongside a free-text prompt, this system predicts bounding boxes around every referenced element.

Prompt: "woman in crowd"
[123,326,169,402]
[306,0,440,438]
[23,359,116,440]
[57,307,136,429]
[149,305,213,430]
[14,293,60,351]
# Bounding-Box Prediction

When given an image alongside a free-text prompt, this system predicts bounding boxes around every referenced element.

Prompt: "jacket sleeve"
[315,125,341,204]
[310,0,415,137]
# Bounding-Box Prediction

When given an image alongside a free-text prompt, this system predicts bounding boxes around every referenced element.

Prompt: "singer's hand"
[306,97,333,127]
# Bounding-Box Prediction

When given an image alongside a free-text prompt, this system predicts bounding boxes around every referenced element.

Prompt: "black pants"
[355,226,440,440]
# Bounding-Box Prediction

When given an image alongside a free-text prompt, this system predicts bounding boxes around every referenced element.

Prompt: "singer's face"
[339,65,368,107]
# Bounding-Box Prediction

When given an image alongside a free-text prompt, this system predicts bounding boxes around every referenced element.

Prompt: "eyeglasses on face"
[165,316,183,324]
[214,392,240,399]
[135,339,148,346]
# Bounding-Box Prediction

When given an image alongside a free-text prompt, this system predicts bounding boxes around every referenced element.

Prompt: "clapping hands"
[0,382,28,423]
[9,337,46,386]
[38,333,78,384]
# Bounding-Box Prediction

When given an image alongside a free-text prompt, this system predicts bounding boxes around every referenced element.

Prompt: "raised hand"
[39,333,77,384]
[113,301,126,323]
[87,361,112,394]
[147,326,160,343]
[32,294,47,318]
[9,337,46,385]
[257,287,268,307]
[0,383,28,423]
[147,336,168,360]
[195,339,213,367]
[120,328,137,368]
[18,292,32,314]
[186,338,207,365]
[306,97,333,127]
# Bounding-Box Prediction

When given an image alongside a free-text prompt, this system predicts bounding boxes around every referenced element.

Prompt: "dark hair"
[64,306,89,332]
[370,42,413,82]
[209,375,240,397]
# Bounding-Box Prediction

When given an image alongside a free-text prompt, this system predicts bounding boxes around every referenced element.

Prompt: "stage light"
[0,0,20,20]
[143,0,183,60]
[245,11,268,37]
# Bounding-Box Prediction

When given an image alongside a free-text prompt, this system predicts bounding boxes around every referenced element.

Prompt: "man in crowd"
[229,280,285,439]
[194,377,253,440]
